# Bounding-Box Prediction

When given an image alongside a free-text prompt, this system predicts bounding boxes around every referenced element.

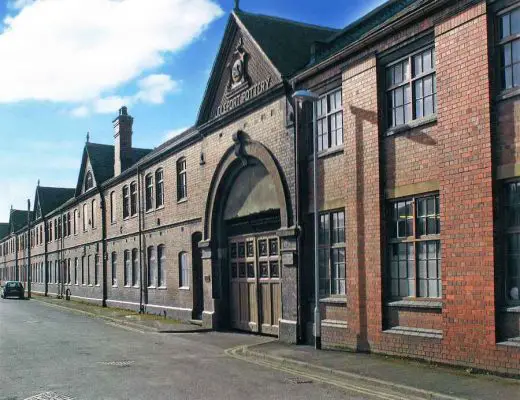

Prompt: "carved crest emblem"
[226,37,249,97]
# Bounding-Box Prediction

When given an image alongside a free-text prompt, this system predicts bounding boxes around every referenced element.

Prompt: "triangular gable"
[196,12,283,126]
[76,145,98,196]
[33,187,42,220]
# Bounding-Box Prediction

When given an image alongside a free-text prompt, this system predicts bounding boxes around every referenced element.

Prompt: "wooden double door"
[229,233,281,336]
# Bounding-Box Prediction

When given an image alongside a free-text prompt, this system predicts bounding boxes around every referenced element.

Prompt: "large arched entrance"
[204,134,292,335]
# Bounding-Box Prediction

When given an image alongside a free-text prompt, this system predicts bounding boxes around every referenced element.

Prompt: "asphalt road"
[0,298,363,400]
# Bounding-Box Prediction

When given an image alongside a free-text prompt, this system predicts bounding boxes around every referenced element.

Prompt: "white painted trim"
[146,303,192,312]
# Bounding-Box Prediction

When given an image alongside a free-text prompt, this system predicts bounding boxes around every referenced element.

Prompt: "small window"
[87,255,91,285]
[91,199,97,229]
[156,169,164,208]
[179,251,189,288]
[85,171,94,191]
[94,254,99,285]
[158,245,166,287]
[132,248,139,287]
[499,7,520,90]
[83,204,88,232]
[130,182,138,216]
[147,246,156,287]
[73,209,78,235]
[111,252,117,287]
[177,158,187,201]
[110,192,116,224]
[81,256,85,285]
[124,250,131,286]
[123,186,130,219]
[74,258,78,285]
[145,174,154,211]
[386,46,436,129]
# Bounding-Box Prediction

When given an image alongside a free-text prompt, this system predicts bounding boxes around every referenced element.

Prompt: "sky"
[0,0,386,222]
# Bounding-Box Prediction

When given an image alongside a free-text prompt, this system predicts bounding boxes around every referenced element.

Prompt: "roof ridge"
[235,9,338,33]
[325,0,410,43]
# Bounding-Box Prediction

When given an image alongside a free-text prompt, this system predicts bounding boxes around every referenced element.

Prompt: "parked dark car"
[1,281,24,299]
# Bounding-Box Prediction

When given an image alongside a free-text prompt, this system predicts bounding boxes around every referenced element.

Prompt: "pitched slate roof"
[302,0,421,72]
[85,142,152,185]
[234,9,338,77]
[9,209,33,233]
[0,223,9,240]
[37,186,75,217]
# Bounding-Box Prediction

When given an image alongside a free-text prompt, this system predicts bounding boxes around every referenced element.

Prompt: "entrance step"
[189,319,203,326]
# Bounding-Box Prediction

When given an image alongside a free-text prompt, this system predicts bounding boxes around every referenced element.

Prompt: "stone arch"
[204,135,291,241]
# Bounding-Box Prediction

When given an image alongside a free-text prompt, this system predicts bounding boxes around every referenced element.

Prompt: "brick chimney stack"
[113,106,133,176]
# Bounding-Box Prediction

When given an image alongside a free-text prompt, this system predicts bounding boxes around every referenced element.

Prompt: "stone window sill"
[157,286,167,290]
[500,305,520,313]
[179,286,190,291]
[386,299,442,310]
[177,198,188,204]
[497,87,520,102]
[384,326,442,339]
[308,145,344,161]
[319,296,347,305]
[385,114,437,137]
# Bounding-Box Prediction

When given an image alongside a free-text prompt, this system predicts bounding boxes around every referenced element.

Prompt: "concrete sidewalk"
[31,295,208,333]
[235,341,520,400]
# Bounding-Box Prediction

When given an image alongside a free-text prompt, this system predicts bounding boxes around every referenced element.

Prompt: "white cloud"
[134,74,180,104]
[70,105,90,118]
[163,126,189,142]
[83,73,180,115]
[0,0,223,104]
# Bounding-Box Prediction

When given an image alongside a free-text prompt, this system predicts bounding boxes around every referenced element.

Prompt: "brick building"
[1,0,520,375]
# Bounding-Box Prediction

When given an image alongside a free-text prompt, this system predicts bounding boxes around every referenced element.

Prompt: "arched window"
[177,158,187,201]
[132,248,139,287]
[145,174,153,211]
[110,191,116,223]
[94,254,99,285]
[124,250,131,286]
[87,255,91,285]
[85,171,94,191]
[74,258,78,285]
[179,252,189,288]
[158,245,166,287]
[111,252,117,287]
[91,199,97,229]
[81,256,85,285]
[83,204,88,232]
[130,182,137,216]
[123,186,130,219]
[147,246,156,287]
[73,209,78,235]
[155,169,164,208]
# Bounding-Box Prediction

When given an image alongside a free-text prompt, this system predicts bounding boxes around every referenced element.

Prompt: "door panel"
[229,234,280,335]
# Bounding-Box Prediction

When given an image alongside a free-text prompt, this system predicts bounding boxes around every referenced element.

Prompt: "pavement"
[31,294,208,333]
[2,296,520,400]
[230,341,520,400]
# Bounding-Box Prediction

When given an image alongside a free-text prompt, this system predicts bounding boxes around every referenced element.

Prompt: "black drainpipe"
[100,187,108,307]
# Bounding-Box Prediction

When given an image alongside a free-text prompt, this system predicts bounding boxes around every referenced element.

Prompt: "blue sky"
[0,0,385,222]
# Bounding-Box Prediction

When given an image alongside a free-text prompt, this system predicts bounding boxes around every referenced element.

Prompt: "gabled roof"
[35,186,75,217]
[298,0,421,76]
[9,209,33,233]
[234,10,338,77]
[0,223,9,240]
[76,142,152,194]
